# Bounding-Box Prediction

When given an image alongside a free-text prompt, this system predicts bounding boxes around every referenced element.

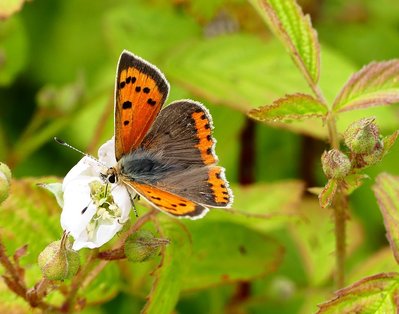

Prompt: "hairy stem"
[333,189,347,289]
[313,83,347,289]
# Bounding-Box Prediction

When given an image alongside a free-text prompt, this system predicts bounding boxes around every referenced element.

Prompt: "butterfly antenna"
[54,137,108,168]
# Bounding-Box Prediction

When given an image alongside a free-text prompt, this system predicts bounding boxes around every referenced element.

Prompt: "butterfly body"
[107,50,233,219]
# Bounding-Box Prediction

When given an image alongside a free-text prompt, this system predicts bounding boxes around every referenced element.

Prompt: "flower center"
[86,181,122,238]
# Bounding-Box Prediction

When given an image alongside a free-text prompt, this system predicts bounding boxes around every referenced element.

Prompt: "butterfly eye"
[108,174,117,184]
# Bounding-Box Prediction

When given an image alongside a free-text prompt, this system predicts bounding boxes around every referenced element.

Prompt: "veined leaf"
[333,60,399,112]
[372,173,399,264]
[249,0,320,84]
[249,93,327,122]
[317,273,399,313]
[182,220,283,291]
[142,221,191,314]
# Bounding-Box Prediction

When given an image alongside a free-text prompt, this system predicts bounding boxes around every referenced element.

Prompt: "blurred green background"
[1,0,399,313]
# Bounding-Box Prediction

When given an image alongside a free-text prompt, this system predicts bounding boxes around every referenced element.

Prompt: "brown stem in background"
[239,117,256,185]
[227,117,256,308]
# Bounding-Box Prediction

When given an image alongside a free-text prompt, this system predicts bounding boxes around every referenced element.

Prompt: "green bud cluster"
[321,149,351,179]
[344,117,384,168]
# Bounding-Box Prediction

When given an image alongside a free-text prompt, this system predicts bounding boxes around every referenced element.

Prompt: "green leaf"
[142,221,191,314]
[249,0,320,84]
[333,60,399,112]
[289,199,363,286]
[182,220,283,291]
[318,179,338,208]
[348,247,398,284]
[0,0,26,19]
[373,173,399,264]
[216,181,304,232]
[0,16,27,86]
[317,273,399,313]
[382,130,399,157]
[343,174,369,195]
[166,34,355,140]
[249,93,327,122]
[38,182,64,208]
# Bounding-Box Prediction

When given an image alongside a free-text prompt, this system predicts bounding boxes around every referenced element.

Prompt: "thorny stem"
[312,82,347,289]
[61,209,158,312]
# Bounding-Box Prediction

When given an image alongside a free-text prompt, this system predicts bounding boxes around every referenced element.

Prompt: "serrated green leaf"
[318,179,338,208]
[249,93,327,123]
[333,60,399,112]
[182,220,283,291]
[317,273,399,313]
[142,221,191,314]
[373,173,399,264]
[0,0,26,19]
[249,0,320,84]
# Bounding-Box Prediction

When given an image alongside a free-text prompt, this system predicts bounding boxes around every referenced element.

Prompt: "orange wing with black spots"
[124,180,209,219]
[115,51,169,161]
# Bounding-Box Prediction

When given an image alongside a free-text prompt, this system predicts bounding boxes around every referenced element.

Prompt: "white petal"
[98,138,116,166]
[61,177,97,236]
[63,157,103,190]
[112,185,133,222]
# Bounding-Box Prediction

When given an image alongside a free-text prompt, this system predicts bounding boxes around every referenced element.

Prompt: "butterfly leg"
[126,188,139,218]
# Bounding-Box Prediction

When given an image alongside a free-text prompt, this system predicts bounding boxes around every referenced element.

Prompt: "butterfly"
[105,50,233,219]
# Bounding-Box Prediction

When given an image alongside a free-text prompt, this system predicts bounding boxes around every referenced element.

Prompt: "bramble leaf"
[249,0,320,84]
[343,174,369,195]
[182,220,283,291]
[333,60,399,112]
[382,130,399,157]
[318,179,338,208]
[317,273,399,313]
[373,173,399,264]
[249,93,327,122]
[142,221,191,314]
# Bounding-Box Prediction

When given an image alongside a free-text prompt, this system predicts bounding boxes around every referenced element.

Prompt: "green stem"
[326,112,347,289]
[333,189,347,289]
[313,83,347,289]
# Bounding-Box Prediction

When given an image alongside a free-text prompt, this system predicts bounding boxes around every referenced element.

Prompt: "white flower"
[61,138,132,250]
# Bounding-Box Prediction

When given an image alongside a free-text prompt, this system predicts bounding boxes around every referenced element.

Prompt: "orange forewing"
[125,181,207,218]
[115,51,169,160]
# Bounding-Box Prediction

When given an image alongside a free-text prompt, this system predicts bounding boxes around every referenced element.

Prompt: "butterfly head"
[103,167,119,184]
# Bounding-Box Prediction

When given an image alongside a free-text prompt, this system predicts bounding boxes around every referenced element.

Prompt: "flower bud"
[321,149,351,179]
[125,230,169,263]
[353,139,384,168]
[38,238,80,280]
[0,162,11,204]
[344,117,380,154]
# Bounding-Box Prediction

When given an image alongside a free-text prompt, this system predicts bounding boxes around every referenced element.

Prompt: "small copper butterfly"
[105,50,233,219]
